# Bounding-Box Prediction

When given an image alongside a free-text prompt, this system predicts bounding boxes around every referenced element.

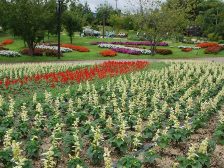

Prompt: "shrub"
[155,49,173,55]
[1,39,14,45]
[20,48,44,56]
[196,42,219,48]
[204,46,223,54]
[218,40,224,44]
[100,50,117,57]
[182,48,193,52]
[45,49,62,57]
[61,44,90,52]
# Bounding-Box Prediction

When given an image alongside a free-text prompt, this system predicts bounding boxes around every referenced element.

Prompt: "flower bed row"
[61,44,90,52]
[20,48,61,57]
[196,42,219,48]
[0,61,149,92]
[0,50,21,57]
[0,39,14,46]
[36,45,72,53]
[204,46,223,54]
[100,50,117,57]
[0,62,223,168]
[98,44,151,55]
[178,46,201,49]
[92,41,168,46]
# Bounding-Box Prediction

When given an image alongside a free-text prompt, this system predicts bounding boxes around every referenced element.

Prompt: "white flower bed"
[178,46,201,49]
[98,43,151,55]
[0,50,21,57]
[36,45,73,53]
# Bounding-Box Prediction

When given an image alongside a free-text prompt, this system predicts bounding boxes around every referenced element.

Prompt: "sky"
[79,0,137,12]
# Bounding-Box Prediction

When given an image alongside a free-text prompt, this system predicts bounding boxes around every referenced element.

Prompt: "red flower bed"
[0,61,149,91]
[1,39,14,45]
[196,42,219,48]
[61,44,90,52]
[204,46,223,54]
[100,50,117,57]
[182,48,192,52]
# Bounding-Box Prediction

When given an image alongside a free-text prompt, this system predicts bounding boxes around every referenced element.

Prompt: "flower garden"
[0,61,224,168]
[0,36,224,62]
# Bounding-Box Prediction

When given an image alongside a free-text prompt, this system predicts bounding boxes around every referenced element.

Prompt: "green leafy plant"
[67,157,87,168]
[25,137,40,159]
[87,145,104,165]
[110,137,129,154]
[117,156,142,168]
[213,124,224,145]
[143,149,160,165]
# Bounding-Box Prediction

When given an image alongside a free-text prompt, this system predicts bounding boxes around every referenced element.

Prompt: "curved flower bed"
[61,44,90,52]
[196,42,219,48]
[36,45,72,53]
[182,48,193,52]
[0,50,21,57]
[178,46,201,49]
[0,61,149,91]
[98,44,151,55]
[204,46,223,54]
[1,39,14,45]
[92,41,168,46]
[100,50,117,57]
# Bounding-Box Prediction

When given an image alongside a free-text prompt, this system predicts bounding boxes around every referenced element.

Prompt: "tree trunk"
[70,36,73,44]
[27,41,34,56]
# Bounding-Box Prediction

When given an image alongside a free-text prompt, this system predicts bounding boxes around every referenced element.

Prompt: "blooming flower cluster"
[92,41,168,46]
[61,44,90,52]
[98,43,151,55]
[0,61,149,93]
[36,45,72,53]
[0,50,21,57]
[178,46,201,49]
[0,62,223,167]
[1,39,14,45]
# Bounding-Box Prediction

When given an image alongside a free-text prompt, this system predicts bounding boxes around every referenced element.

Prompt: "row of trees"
[0,0,223,55]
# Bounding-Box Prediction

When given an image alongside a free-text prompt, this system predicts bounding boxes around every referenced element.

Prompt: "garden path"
[1,57,224,65]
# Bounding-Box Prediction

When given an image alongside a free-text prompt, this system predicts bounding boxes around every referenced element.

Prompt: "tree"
[132,0,188,54]
[63,10,83,44]
[109,14,123,33]
[96,3,119,26]
[196,0,224,40]
[6,0,47,55]
[43,0,58,40]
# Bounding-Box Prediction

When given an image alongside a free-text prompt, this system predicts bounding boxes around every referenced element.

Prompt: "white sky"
[79,0,138,12]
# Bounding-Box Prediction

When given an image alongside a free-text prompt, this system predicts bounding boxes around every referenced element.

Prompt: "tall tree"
[43,0,58,40]
[96,3,119,26]
[6,0,47,55]
[196,0,224,40]
[63,10,83,44]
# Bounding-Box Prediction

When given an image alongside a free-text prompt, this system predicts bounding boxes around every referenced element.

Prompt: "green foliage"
[67,157,87,168]
[143,149,160,165]
[117,156,142,168]
[196,0,224,39]
[63,10,83,44]
[110,137,128,154]
[87,145,104,165]
[25,138,40,159]
[177,153,210,168]
[214,124,224,145]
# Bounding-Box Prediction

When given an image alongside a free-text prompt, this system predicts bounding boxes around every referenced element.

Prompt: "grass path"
[2,57,224,65]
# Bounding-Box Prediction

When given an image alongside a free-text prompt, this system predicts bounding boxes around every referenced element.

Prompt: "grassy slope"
[0,33,224,63]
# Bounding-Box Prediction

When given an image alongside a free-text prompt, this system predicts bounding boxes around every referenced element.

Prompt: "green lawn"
[0,33,224,63]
